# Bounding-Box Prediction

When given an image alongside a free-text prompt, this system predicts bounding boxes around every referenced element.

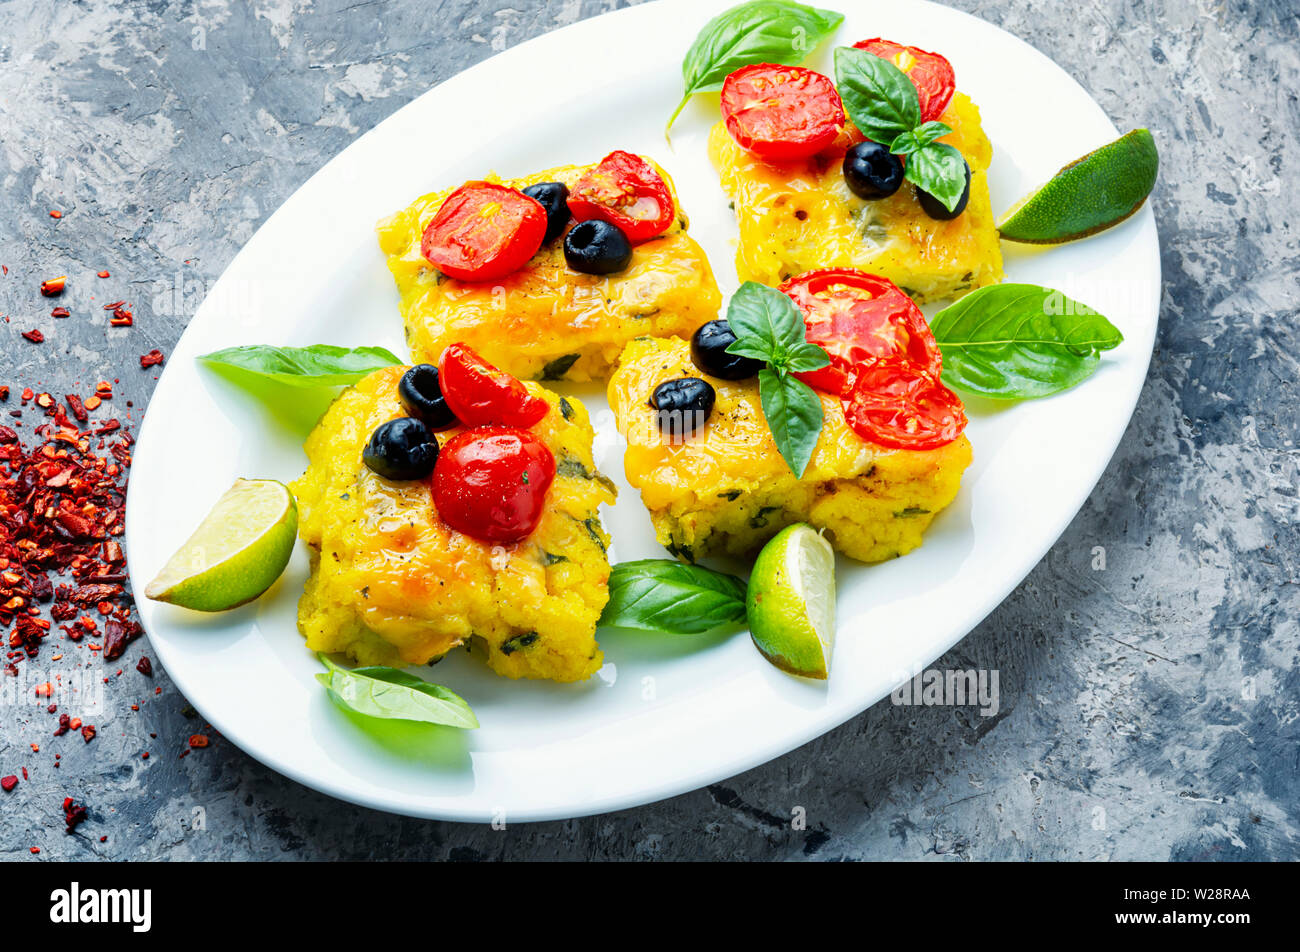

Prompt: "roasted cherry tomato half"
[420,182,547,282]
[842,363,966,451]
[721,64,844,162]
[567,151,675,244]
[852,38,956,124]
[437,343,549,429]
[431,426,556,544]
[780,269,942,397]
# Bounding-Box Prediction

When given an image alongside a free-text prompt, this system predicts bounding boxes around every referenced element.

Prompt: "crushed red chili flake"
[80,724,95,743]
[21,330,45,344]
[40,276,66,297]
[97,271,110,279]
[49,210,63,219]
[139,350,164,369]
[109,305,132,328]
[53,713,70,736]
[188,734,209,749]
[64,395,87,422]
[1,775,17,791]
[29,847,39,854]
[136,656,152,677]
[51,307,70,319]
[62,796,88,832]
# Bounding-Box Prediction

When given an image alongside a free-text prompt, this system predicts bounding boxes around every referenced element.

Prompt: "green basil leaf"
[199,344,403,387]
[668,0,845,134]
[784,342,831,373]
[834,45,921,145]
[726,281,806,358]
[903,141,968,212]
[892,120,952,155]
[316,654,478,728]
[600,560,748,634]
[929,284,1124,399]
[758,367,823,477]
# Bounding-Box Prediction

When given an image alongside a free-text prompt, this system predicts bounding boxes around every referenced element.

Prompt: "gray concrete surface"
[0,0,1296,861]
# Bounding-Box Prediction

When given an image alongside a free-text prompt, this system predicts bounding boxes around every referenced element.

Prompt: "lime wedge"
[145,478,298,612]
[746,523,837,679]
[998,129,1158,244]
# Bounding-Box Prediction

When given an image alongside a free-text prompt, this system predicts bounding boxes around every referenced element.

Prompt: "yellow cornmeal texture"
[608,337,971,563]
[709,93,1004,303]
[377,158,722,382]
[291,367,616,682]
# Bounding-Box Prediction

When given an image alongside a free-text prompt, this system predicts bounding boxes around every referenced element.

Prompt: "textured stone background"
[1,0,1296,861]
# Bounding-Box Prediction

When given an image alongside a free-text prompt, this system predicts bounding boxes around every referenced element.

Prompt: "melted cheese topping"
[608,337,972,563]
[709,93,1004,302]
[292,367,616,682]
[378,160,722,382]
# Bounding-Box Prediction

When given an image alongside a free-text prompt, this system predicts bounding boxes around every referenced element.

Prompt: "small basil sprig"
[600,560,747,634]
[834,46,966,212]
[930,284,1124,399]
[667,0,844,135]
[725,282,829,477]
[316,654,478,728]
[199,344,402,387]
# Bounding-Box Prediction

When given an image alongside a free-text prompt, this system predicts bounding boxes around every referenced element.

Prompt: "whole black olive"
[917,159,971,220]
[362,417,439,481]
[522,181,570,244]
[649,377,716,442]
[690,319,764,380]
[842,141,904,200]
[398,364,458,431]
[564,219,633,275]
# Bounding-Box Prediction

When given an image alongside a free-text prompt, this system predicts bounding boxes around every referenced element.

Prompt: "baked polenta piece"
[708,93,1003,302]
[377,158,722,382]
[608,337,971,564]
[291,366,615,682]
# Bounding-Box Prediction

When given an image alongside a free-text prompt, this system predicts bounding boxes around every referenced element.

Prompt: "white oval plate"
[126,0,1159,821]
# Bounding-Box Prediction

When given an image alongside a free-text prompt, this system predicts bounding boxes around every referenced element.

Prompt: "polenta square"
[291,366,616,683]
[709,92,1003,303]
[377,157,722,383]
[607,337,971,564]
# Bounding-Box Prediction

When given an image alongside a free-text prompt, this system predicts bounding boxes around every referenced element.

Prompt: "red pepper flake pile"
[139,349,164,369]
[0,393,138,665]
[39,276,66,297]
[62,796,88,833]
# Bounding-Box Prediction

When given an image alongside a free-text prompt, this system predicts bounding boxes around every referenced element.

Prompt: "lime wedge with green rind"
[998,129,1158,244]
[145,478,298,612]
[746,523,837,679]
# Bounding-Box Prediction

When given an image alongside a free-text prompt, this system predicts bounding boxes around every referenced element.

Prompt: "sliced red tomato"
[842,364,966,451]
[431,426,556,544]
[437,343,549,429]
[567,151,675,243]
[420,182,547,282]
[779,269,942,397]
[853,38,956,124]
[720,64,844,162]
